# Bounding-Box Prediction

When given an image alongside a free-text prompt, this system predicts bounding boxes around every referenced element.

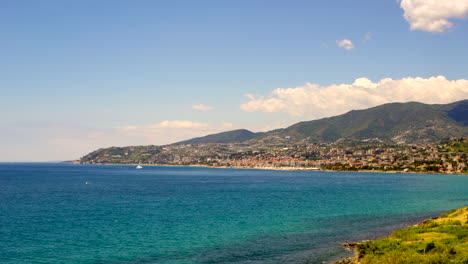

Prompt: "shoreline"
[330,211,443,264]
[334,206,468,263]
[74,162,468,175]
[333,217,440,264]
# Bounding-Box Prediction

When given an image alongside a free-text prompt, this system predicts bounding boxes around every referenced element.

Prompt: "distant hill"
[80,100,468,164]
[174,129,262,145]
[251,100,468,144]
[174,100,468,145]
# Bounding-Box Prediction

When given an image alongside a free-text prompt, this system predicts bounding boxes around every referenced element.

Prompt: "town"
[80,137,468,174]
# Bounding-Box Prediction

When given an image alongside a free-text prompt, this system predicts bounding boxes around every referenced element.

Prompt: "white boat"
[136,165,143,169]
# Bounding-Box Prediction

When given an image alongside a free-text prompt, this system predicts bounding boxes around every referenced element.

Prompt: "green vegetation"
[80,138,467,173]
[175,129,261,145]
[349,207,468,263]
[446,140,468,153]
[145,100,467,146]
[79,101,467,172]
[280,100,468,143]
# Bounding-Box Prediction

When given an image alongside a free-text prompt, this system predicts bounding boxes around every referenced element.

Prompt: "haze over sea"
[2,163,468,264]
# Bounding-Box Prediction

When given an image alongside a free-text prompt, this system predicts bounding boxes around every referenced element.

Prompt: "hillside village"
[79,100,468,173]
[80,137,468,174]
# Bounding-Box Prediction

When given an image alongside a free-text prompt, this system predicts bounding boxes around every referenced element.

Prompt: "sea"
[1,163,468,264]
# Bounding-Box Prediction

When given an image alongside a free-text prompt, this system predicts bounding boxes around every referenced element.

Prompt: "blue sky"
[1,0,468,161]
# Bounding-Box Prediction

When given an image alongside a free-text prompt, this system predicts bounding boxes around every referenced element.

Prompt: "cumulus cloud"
[337,39,354,50]
[110,120,235,144]
[156,120,209,129]
[240,76,468,119]
[222,122,234,128]
[400,0,468,32]
[192,104,214,111]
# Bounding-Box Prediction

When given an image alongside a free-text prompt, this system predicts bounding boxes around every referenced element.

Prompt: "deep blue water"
[1,163,468,264]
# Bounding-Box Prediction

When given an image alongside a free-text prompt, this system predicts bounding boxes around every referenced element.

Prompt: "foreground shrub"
[354,207,468,264]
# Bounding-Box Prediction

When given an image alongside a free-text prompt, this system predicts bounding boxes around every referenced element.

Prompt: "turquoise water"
[1,164,468,263]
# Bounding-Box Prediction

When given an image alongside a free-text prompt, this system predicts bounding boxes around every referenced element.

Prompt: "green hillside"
[175,100,468,145]
[264,100,468,144]
[174,129,261,145]
[79,100,468,165]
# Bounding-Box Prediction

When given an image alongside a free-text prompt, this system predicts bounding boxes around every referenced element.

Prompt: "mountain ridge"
[176,100,468,146]
[80,100,468,164]
[79,100,468,173]
[174,129,262,145]
[233,100,467,145]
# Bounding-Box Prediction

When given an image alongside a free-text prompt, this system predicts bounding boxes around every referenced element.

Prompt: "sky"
[1,0,468,161]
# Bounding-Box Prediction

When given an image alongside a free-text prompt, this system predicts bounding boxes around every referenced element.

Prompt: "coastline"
[73,162,468,175]
[334,206,468,263]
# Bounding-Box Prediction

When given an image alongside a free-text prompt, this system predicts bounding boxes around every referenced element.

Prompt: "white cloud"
[400,0,468,32]
[111,120,230,144]
[337,39,354,50]
[222,122,234,128]
[154,120,208,129]
[192,104,214,111]
[240,76,468,119]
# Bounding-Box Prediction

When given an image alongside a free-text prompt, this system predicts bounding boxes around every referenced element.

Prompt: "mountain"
[80,100,468,164]
[79,100,468,166]
[173,100,468,145]
[174,129,261,145]
[248,100,468,144]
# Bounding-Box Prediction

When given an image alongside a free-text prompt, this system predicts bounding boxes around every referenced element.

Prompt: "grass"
[352,207,468,264]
